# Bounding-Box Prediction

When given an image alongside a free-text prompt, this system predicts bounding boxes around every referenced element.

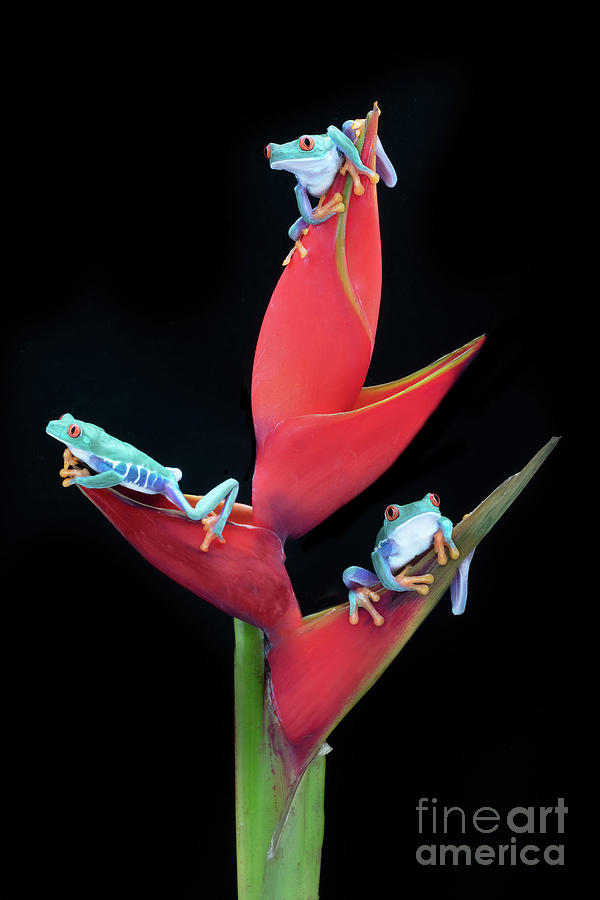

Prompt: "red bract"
[251,104,484,539]
[79,485,302,638]
[252,335,484,539]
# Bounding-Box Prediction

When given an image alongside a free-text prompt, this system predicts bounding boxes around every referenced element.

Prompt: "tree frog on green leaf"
[46,413,239,552]
[343,493,474,626]
[265,108,397,264]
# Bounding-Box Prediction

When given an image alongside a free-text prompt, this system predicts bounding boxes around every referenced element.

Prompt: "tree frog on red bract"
[343,493,473,626]
[46,413,239,552]
[265,109,397,264]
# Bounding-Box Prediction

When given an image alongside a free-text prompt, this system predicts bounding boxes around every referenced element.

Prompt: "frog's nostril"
[264,144,271,160]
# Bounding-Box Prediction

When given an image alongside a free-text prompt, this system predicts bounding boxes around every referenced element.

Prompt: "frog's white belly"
[272,145,341,197]
[301,146,341,196]
[387,513,440,571]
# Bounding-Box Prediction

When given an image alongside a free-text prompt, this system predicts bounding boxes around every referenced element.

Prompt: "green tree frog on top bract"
[343,493,475,626]
[46,413,239,552]
[264,106,398,264]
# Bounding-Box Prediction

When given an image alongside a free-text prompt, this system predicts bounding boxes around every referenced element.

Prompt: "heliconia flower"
[53,102,559,898]
[72,102,483,644]
[251,104,484,539]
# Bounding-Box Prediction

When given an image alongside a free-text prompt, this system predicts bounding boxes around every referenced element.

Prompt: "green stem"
[234,618,326,899]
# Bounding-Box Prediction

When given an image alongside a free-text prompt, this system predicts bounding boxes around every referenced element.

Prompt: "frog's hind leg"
[197,479,239,551]
[342,566,384,626]
[163,478,239,551]
[282,189,345,266]
[283,220,310,266]
[450,549,476,616]
[162,481,200,518]
[392,566,435,596]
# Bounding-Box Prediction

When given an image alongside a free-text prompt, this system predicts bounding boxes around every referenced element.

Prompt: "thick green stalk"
[263,749,327,900]
[234,618,326,899]
[234,618,273,896]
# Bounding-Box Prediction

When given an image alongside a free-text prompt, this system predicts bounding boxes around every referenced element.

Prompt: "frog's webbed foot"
[282,192,345,266]
[62,447,78,469]
[312,192,345,220]
[59,447,91,486]
[433,528,460,566]
[349,586,384,627]
[349,118,366,141]
[394,569,435,596]
[282,229,309,267]
[200,510,227,552]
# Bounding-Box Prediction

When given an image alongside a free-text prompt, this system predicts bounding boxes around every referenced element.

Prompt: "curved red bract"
[79,485,302,638]
[252,336,484,539]
[268,587,432,765]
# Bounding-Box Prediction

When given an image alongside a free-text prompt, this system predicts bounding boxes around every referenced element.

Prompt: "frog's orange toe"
[200,514,227,552]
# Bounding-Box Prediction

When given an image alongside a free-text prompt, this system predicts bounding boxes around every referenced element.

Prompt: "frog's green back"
[46,414,181,482]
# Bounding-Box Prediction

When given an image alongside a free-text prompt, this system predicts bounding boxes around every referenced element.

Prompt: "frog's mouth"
[45,425,65,442]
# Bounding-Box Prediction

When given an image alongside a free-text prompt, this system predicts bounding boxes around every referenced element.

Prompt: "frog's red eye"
[385,505,400,521]
[299,135,315,151]
[264,144,271,160]
[429,493,441,507]
[67,423,81,438]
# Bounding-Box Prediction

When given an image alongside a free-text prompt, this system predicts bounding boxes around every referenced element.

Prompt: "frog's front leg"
[60,448,91,486]
[342,566,384,626]
[327,125,379,196]
[433,516,460,565]
[164,478,239,551]
[283,184,345,265]
[372,541,434,596]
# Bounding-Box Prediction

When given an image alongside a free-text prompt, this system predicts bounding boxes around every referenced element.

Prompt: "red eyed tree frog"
[342,493,475,626]
[46,413,239,552]
[264,109,397,265]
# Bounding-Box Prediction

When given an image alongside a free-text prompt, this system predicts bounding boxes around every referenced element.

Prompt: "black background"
[4,15,574,899]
